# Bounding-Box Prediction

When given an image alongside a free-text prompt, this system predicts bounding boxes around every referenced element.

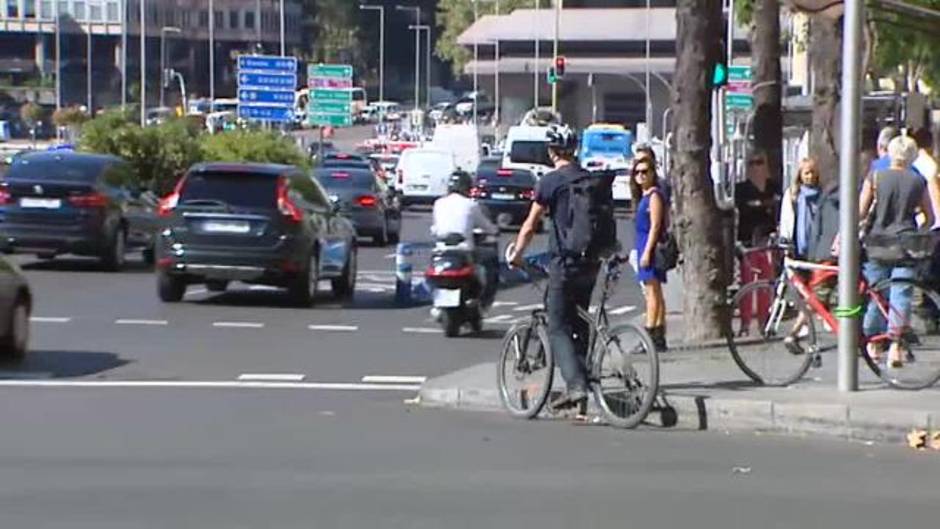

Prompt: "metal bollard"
[395,242,413,305]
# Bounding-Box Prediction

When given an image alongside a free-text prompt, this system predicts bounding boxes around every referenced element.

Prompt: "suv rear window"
[315,169,374,189]
[476,168,535,186]
[7,156,103,182]
[180,172,277,208]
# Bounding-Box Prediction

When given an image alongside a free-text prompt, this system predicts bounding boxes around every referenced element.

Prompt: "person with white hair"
[859,135,934,368]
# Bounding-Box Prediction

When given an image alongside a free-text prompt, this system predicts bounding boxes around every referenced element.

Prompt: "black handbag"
[654,232,680,272]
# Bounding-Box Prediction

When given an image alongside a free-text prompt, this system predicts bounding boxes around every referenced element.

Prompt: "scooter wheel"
[442,310,461,337]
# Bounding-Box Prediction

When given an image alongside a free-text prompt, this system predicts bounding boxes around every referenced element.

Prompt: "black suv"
[155,163,358,306]
[0,151,158,270]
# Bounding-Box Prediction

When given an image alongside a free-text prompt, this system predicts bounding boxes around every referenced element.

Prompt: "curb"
[418,372,936,444]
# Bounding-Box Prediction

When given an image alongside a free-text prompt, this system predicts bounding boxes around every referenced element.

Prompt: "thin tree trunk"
[751,0,784,184]
[672,0,731,342]
[808,14,842,185]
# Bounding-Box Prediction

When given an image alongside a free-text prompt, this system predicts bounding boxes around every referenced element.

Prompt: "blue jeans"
[863,262,915,338]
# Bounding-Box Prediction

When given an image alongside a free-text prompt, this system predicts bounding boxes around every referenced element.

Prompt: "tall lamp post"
[396,5,421,111]
[209,0,215,103]
[159,26,181,108]
[139,0,146,126]
[533,0,539,107]
[86,21,92,115]
[472,0,479,123]
[409,25,431,109]
[551,0,561,113]
[279,0,285,55]
[359,4,385,103]
[55,4,61,111]
[121,0,127,109]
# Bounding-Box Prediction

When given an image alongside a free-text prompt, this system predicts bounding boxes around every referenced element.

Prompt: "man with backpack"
[508,124,616,409]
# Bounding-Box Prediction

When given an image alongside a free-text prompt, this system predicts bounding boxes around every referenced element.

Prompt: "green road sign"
[310,64,353,79]
[726,93,753,109]
[312,101,350,114]
[312,89,353,102]
[728,65,751,83]
[311,113,353,127]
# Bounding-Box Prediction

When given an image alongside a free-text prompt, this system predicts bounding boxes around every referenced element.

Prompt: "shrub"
[200,130,309,170]
[52,105,89,128]
[19,102,44,127]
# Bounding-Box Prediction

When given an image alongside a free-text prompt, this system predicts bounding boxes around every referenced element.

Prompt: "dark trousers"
[547,263,599,393]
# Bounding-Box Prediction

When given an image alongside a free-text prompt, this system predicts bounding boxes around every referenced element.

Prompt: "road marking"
[491,301,519,307]
[213,321,265,329]
[0,380,422,391]
[30,317,71,323]
[609,305,637,315]
[308,324,358,332]
[402,327,443,334]
[115,319,169,326]
[361,375,427,384]
[357,282,395,290]
[248,285,279,291]
[512,304,543,312]
[483,314,516,324]
[237,373,306,382]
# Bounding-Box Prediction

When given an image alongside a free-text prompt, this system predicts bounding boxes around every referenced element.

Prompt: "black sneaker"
[550,388,588,411]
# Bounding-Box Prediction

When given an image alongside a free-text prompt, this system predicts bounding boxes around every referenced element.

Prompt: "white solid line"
[491,301,519,307]
[356,282,395,289]
[309,324,358,332]
[30,317,71,323]
[237,373,306,382]
[512,304,543,312]
[213,321,265,329]
[483,314,515,324]
[361,375,427,384]
[609,305,637,316]
[0,380,421,391]
[402,327,443,334]
[115,319,168,326]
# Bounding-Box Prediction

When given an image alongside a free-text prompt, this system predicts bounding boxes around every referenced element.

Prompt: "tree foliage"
[436,0,547,77]
[19,102,44,127]
[200,130,309,170]
[304,0,363,69]
[868,0,940,92]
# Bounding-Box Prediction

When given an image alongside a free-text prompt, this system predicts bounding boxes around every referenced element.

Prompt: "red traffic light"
[554,56,566,78]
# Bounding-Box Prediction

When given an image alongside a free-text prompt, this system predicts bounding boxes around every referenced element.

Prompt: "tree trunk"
[751,0,784,184]
[808,14,842,185]
[672,0,731,342]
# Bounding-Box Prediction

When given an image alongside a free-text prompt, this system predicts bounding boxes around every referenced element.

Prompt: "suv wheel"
[288,253,318,307]
[332,247,357,300]
[101,228,126,271]
[0,296,30,361]
[158,272,186,302]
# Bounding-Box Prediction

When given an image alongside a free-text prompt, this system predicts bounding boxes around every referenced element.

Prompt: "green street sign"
[728,65,751,82]
[726,93,753,109]
[312,101,350,114]
[311,113,353,127]
[312,89,353,102]
[310,64,353,79]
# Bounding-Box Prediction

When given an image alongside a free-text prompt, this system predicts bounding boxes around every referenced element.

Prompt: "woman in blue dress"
[632,158,668,351]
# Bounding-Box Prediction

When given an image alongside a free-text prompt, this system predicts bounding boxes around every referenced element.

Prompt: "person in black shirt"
[508,125,605,410]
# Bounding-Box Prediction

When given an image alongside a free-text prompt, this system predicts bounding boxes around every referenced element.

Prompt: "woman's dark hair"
[629,157,659,212]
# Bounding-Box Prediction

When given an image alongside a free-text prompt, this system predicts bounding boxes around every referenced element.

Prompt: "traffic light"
[547,66,557,85]
[554,56,566,78]
[712,62,729,89]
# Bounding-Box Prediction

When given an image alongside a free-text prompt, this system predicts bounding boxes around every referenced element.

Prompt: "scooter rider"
[431,170,500,307]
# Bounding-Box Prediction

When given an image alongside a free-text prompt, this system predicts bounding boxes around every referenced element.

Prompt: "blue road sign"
[238,72,297,91]
[238,56,297,73]
[238,106,293,121]
[238,89,295,106]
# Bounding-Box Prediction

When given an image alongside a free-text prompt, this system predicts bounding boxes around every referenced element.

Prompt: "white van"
[431,124,480,174]
[502,125,553,180]
[396,148,456,206]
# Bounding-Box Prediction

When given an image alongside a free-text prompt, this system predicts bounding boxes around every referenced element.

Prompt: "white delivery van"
[501,125,553,180]
[396,148,456,206]
[430,124,480,174]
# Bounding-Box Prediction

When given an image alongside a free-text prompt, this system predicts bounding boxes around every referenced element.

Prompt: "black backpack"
[556,169,617,261]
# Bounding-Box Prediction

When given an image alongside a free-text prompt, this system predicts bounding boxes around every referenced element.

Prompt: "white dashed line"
[512,304,543,312]
[237,373,306,382]
[401,327,443,334]
[609,305,637,315]
[308,324,359,332]
[115,319,169,326]
[361,375,427,384]
[491,301,519,307]
[30,317,71,323]
[483,314,516,324]
[0,380,422,391]
[212,321,265,329]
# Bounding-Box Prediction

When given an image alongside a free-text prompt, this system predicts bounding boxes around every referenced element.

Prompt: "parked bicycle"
[727,247,940,390]
[496,246,660,428]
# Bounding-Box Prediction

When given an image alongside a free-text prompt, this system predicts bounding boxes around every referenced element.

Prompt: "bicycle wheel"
[864,277,940,390]
[497,320,554,418]
[591,322,659,429]
[727,280,816,386]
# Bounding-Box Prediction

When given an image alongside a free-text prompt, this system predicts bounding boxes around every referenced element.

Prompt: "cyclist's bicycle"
[496,247,660,428]
[727,251,940,389]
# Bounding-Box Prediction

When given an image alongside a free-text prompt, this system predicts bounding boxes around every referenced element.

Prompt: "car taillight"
[0,186,11,205]
[520,189,536,200]
[157,178,186,217]
[469,186,484,199]
[497,169,513,177]
[356,195,378,208]
[426,264,475,278]
[277,176,303,223]
[68,192,108,208]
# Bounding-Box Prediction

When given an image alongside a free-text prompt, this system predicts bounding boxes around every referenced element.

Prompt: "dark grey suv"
[155,163,358,306]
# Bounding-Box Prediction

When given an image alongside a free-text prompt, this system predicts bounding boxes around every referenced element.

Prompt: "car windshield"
[315,169,374,190]
[179,171,277,208]
[585,132,629,154]
[7,156,103,182]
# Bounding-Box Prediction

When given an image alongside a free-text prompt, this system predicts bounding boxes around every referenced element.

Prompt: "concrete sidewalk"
[419,324,940,444]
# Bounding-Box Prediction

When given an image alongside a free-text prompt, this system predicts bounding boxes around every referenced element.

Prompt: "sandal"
[866,343,885,364]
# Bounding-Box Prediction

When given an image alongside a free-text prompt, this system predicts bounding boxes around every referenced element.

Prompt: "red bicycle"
[727,254,940,389]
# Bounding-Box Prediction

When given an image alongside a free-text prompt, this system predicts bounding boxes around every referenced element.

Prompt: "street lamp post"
[55,4,60,111]
[160,26,181,108]
[410,25,431,110]
[473,0,479,123]
[209,0,215,103]
[645,0,651,132]
[396,5,421,111]
[359,4,385,103]
[140,0,146,126]
[279,0,285,56]
[121,0,127,110]
[551,0,561,113]
[534,0,539,107]
[87,21,92,116]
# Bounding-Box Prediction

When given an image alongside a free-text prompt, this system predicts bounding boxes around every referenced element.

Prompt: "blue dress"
[635,188,667,284]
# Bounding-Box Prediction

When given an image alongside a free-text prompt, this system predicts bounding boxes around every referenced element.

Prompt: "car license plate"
[491,193,515,200]
[19,197,61,209]
[433,288,461,308]
[203,221,251,234]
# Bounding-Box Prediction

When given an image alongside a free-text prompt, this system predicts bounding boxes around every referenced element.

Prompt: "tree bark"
[808,14,842,185]
[751,0,784,184]
[672,0,731,342]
